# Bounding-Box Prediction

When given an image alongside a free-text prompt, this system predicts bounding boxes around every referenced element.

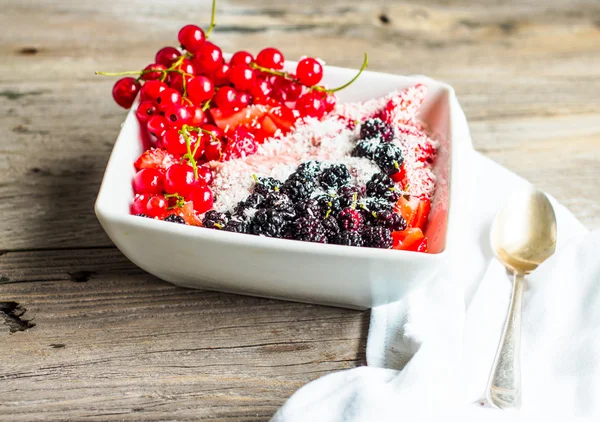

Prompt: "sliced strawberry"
[396,196,431,230]
[255,115,279,143]
[390,163,407,187]
[210,105,269,134]
[223,126,258,160]
[268,106,297,133]
[181,201,202,226]
[134,148,178,171]
[392,228,427,252]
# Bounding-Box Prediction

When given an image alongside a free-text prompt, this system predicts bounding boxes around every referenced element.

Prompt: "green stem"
[95,70,143,77]
[201,100,212,112]
[206,0,217,38]
[314,53,368,93]
[250,63,293,80]
[180,127,199,180]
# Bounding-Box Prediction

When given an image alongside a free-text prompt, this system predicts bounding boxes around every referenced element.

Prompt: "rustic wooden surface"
[1,0,599,420]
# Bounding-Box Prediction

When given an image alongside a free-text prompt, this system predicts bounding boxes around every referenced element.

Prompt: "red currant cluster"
[100,0,367,224]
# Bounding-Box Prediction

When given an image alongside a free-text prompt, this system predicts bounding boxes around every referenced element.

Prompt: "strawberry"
[210,105,269,134]
[390,163,407,187]
[181,201,202,226]
[396,196,431,230]
[380,84,427,126]
[223,126,258,160]
[392,228,428,252]
[134,148,178,171]
[267,106,297,133]
[255,115,279,143]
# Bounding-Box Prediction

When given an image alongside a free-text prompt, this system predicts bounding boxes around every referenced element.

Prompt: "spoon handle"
[486,273,524,409]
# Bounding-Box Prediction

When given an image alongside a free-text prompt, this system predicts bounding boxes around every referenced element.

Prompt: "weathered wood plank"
[0,248,368,421]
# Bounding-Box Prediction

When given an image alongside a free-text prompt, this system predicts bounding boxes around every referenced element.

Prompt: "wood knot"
[1,301,35,333]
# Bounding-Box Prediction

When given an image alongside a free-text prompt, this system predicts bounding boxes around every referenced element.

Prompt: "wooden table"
[1,0,599,420]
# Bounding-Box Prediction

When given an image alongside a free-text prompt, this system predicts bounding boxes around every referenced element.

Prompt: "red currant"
[141,63,167,81]
[136,101,159,124]
[256,47,285,70]
[250,79,272,99]
[156,88,182,112]
[187,76,215,104]
[167,72,193,94]
[146,115,169,139]
[164,163,196,195]
[236,92,251,108]
[204,138,224,161]
[296,92,326,119]
[177,25,206,54]
[133,168,165,194]
[112,77,140,109]
[131,194,149,215]
[188,104,207,126]
[296,57,323,86]
[229,65,256,91]
[214,86,238,111]
[164,103,192,130]
[146,195,168,218]
[193,42,223,75]
[212,63,231,86]
[230,51,254,66]
[188,182,213,213]
[155,47,181,67]
[197,165,214,185]
[323,92,337,112]
[174,59,197,76]
[140,80,167,102]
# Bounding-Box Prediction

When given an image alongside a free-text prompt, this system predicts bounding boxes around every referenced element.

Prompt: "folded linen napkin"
[272,151,596,421]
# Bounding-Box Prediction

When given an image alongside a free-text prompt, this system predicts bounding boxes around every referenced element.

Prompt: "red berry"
[146,115,169,139]
[224,126,257,160]
[146,195,168,218]
[134,148,178,171]
[236,92,251,108]
[188,182,213,213]
[155,47,181,67]
[156,88,182,112]
[131,194,150,215]
[163,103,192,130]
[296,92,326,118]
[212,63,231,86]
[296,57,323,86]
[136,101,159,124]
[323,92,337,112]
[133,168,165,194]
[229,65,256,92]
[187,76,215,104]
[112,77,140,109]
[164,163,196,196]
[140,80,167,102]
[250,79,272,99]
[197,165,214,185]
[204,138,224,161]
[141,63,167,81]
[174,59,197,76]
[256,47,285,70]
[214,86,238,111]
[230,51,254,66]
[193,42,223,75]
[188,104,207,126]
[166,72,192,94]
[177,25,206,54]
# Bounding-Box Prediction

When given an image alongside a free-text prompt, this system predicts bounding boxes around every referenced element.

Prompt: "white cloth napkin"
[272,151,598,421]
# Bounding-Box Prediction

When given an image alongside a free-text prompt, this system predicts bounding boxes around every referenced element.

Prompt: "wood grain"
[0,0,599,420]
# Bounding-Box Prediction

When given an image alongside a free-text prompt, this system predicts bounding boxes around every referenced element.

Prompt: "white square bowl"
[95,62,473,309]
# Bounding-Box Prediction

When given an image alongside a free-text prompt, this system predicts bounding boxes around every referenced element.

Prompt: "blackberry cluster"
[374,142,404,175]
[360,118,394,143]
[164,214,185,224]
[203,162,407,250]
[353,119,404,176]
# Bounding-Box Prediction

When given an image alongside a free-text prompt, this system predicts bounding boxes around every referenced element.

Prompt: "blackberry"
[339,185,362,209]
[164,214,185,224]
[223,217,250,234]
[253,176,282,196]
[202,210,230,229]
[295,198,323,219]
[264,192,296,220]
[361,226,393,249]
[292,217,328,243]
[322,216,340,241]
[360,118,394,143]
[374,142,404,175]
[281,176,317,203]
[352,138,380,160]
[135,213,150,218]
[366,173,400,203]
[234,193,265,217]
[338,207,363,232]
[319,164,351,190]
[334,230,364,247]
[371,210,407,231]
[293,160,322,181]
[316,194,342,217]
[361,197,395,213]
[251,209,285,238]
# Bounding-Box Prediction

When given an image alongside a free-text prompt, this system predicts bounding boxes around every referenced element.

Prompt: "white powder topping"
[210,85,439,212]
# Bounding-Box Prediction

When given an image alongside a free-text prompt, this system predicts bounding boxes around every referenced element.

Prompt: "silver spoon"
[485,185,557,409]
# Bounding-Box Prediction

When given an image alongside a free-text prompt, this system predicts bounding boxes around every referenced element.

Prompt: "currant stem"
[180,127,199,180]
[201,100,211,111]
[250,63,292,80]
[314,52,369,93]
[206,0,217,38]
